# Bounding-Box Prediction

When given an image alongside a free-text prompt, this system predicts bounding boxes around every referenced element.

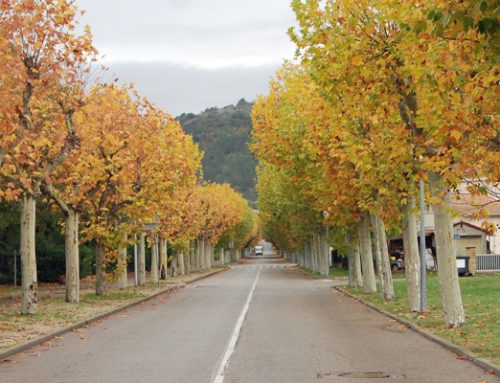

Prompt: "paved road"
[0,257,497,383]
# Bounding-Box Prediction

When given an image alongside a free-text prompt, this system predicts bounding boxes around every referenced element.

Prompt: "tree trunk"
[171,252,178,277]
[185,243,192,274]
[304,241,311,270]
[205,242,212,268]
[372,215,395,300]
[370,215,383,278]
[377,217,395,300]
[20,194,37,314]
[137,233,146,286]
[347,243,363,288]
[430,172,465,328]
[371,214,384,291]
[319,232,329,276]
[65,209,80,302]
[178,251,185,275]
[117,233,128,289]
[159,238,168,279]
[402,196,421,311]
[189,241,196,272]
[150,235,159,284]
[311,235,319,272]
[198,240,204,269]
[191,241,198,273]
[220,248,225,265]
[358,214,377,293]
[95,243,106,296]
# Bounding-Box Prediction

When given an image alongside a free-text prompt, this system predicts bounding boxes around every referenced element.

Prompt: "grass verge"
[345,273,500,365]
[300,266,349,279]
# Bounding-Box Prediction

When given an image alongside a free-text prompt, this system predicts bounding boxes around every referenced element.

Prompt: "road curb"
[0,267,228,362]
[296,267,323,280]
[335,286,499,376]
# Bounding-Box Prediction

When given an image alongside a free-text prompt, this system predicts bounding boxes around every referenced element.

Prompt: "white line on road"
[212,268,261,383]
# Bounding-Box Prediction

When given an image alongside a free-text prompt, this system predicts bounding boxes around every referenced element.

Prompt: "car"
[390,251,404,271]
[255,245,263,256]
[390,249,436,272]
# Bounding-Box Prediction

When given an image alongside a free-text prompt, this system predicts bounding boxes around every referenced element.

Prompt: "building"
[389,189,500,274]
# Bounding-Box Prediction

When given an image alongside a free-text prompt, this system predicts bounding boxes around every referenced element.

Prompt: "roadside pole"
[134,234,138,286]
[13,249,17,286]
[419,178,427,312]
[156,234,160,287]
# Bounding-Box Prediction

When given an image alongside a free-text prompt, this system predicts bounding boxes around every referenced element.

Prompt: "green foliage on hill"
[177,99,257,203]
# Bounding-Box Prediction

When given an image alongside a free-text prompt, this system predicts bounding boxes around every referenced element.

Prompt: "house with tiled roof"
[389,189,500,274]
[450,193,500,255]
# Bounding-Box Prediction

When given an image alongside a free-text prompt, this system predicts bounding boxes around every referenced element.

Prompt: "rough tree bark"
[319,232,330,276]
[189,241,195,272]
[64,209,80,302]
[220,248,225,265]
[347,241,363,288]
[137,233,146,286]
[430,172,465,328]
[43,181,81,303]
[185,242,192,274]
[373,215,395,300]
[178,251,185,275]
[312,235,319,273]
[197,240,206,270]
[20,194,37,314]
[150,235,159,284]
[159,238,168,279]
[371,214,384,291]
[358,213,377,293]
[402,196,421,311]
[117,233,128,289]
[171,252,178,277]
[304,241,312,270]
[205,242,212,268]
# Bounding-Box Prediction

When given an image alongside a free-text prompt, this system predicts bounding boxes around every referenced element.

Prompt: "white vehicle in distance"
[255,245,263,256]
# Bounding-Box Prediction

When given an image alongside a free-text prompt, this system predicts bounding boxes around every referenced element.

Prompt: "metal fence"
[476,254,500,272]
[0,249,20,285]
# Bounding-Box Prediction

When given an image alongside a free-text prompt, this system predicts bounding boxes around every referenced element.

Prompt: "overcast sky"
[76,0,297,116]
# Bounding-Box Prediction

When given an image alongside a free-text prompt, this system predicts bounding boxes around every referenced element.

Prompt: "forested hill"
[177,99,257,203]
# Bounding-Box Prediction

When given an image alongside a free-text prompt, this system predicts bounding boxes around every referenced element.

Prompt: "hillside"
[177,99,257,203]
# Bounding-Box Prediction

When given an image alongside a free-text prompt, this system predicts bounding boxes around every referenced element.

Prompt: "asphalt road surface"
[1,257,497,383]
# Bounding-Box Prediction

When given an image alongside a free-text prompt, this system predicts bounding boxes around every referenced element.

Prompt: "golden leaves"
[252,0,498,250]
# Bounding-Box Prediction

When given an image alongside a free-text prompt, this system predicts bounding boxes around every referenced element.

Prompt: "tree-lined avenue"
[0,257,493,383]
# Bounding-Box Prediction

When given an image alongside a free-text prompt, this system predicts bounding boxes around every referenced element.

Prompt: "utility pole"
[419,178,427,312]
[13,249,17,286]
[134,233,138,287]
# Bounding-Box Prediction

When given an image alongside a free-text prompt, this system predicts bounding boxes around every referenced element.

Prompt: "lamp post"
[133,234,138,286]
[419,178,427,312]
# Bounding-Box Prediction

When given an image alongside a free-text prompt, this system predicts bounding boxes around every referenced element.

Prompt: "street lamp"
[419,178,427,312]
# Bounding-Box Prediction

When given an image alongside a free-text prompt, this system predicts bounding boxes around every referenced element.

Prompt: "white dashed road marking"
[212,268,261,383]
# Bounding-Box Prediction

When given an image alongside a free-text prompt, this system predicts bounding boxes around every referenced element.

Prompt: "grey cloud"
[76,1,296,115]
[101,61,281,116]
[77,0,296,64]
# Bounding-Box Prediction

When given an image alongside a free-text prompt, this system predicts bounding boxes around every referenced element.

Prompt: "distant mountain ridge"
[177,99,257,203]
